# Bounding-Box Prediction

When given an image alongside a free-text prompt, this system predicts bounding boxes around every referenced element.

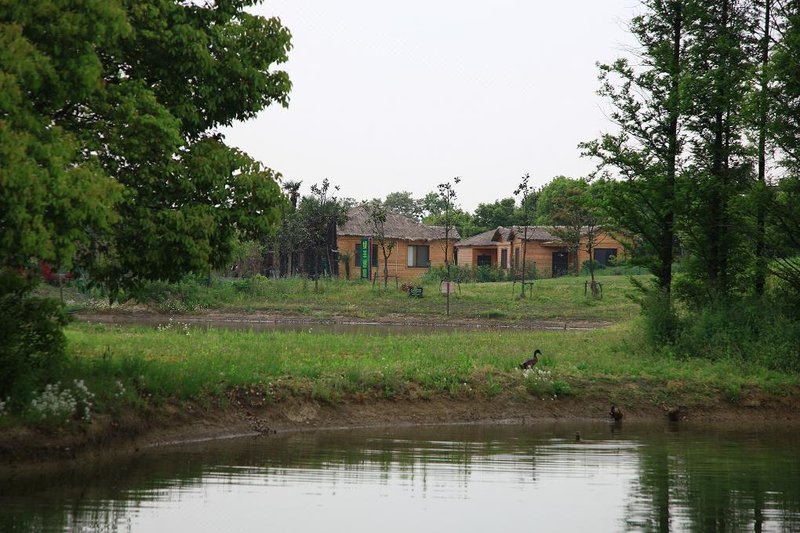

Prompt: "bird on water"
[609,403,624,421]
[520,349,542,370]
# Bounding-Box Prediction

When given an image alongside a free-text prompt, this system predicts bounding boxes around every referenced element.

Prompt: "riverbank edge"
[2,389,798,469]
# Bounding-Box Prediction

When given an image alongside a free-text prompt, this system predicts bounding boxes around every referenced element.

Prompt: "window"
[501,249,508,269]
[593,248,617,267]
[514,247,520,270]
[477,255,491,267]
[407,245,430,267]
[372,244,379,267]
[354,244,361,267]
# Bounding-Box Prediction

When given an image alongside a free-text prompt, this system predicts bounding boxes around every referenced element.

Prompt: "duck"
[520,349,542,370]
[609,403,624,421]
[666,406,687,422]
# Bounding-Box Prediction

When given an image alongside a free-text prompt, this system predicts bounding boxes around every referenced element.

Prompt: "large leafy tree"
[383,191,422,220]
[2,0,292,298]
[473,197,519,231]
[0,1,292,401]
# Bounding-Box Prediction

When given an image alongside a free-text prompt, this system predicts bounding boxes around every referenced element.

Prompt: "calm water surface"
[2,422,799,532]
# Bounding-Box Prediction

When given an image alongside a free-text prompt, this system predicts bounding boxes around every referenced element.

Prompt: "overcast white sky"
[222,1,641,211]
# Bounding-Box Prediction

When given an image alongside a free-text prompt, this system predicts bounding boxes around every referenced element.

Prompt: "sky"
[222,1,641,212]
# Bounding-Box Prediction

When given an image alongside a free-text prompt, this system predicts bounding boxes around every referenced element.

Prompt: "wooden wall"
[337,235,455,282]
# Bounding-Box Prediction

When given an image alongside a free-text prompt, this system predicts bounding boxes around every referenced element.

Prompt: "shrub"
[0,270,69,411]
[673,298,800,372]
[423,264,509,283]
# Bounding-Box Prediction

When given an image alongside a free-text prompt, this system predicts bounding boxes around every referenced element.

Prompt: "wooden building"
[455,226,628,278]
[337,205,459,282]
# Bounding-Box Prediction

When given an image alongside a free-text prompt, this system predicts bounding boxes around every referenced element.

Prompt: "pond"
[2,421,798,532]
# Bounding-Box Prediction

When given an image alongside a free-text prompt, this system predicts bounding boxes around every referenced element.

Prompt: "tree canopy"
[1,0,292,298]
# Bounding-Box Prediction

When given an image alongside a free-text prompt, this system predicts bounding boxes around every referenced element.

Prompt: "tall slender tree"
[514,174,535,297]
[769,1,800,293]
[751,0,774,296]
[437,177,460,316]
[681,0,758,297]
[364,200,396,289]
[581,0,687,300]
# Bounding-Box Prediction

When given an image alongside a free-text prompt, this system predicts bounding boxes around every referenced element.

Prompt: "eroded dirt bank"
[2,390,799,468]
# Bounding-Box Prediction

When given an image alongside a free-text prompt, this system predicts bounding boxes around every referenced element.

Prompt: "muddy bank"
[2,390,799,469]
[74,311,611,332]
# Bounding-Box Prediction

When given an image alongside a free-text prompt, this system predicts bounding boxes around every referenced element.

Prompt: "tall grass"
[60,321,797,408]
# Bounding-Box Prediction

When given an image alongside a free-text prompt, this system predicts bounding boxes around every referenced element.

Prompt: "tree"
[580,0,686,300]
[419,191,448,218]
[296,179,348,288]
[681,0,757,297]
[0,2,126,271]
[474,197,519,231]
[513,174,535,297]
[535,176,579,224]
[364,200,396,288]
[768,2,800,294]
[437,177,460,316]
[550,179,591,276]
[89,1,291,299]
[383,191,422,220]
[424,208,480,239]
[0,1,293,404]
[750,0,774,296]
[0,0,293,300]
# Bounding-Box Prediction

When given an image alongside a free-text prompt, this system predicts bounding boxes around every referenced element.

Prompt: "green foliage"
[635,281,680,346]
[473,197,519,231]
[0,271,68,409]
[382,191,422,220]
[424,264,510,283]
[2,0,291,294]
[672,298,800,373]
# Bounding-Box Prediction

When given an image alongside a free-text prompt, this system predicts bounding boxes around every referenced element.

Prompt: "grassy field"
[9,273,794,439]
[57,273,642,323]
[59,319,797,413]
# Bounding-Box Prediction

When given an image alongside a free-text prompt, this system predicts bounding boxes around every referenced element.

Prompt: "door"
[552,251,569,277]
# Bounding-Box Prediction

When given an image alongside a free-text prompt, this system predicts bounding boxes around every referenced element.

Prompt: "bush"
[673,298,800,372]
[0,270,69,410]
[641,291,680,346]
[130,274,217,312]
[423,264,510,283]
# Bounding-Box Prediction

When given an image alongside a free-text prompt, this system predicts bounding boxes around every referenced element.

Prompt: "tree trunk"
[660,0,682,298]
[754,0,771,296]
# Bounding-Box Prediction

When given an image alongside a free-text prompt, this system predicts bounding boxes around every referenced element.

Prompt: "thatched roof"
[510,225,564,241]
[457,225,562,247]
[338,205,459,241]
[456,227,507,247]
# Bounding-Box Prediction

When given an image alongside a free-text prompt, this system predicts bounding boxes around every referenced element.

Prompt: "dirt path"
[74,311,612,331]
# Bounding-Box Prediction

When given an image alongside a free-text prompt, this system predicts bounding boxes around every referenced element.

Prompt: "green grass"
[49,273,642,323]
[54,320,797,412]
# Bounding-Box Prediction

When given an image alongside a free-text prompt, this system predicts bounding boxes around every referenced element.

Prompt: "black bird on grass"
[609,403,624,421]
[520,349,542,370]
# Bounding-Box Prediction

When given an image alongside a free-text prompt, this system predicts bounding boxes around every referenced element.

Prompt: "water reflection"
[1,422,798,532]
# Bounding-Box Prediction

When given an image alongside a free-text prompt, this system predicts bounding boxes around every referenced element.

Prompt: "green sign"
[360,238,370,279]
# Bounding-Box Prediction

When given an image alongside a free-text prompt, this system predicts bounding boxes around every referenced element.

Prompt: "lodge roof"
[338,205,460,241]
[456,225,566,247]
